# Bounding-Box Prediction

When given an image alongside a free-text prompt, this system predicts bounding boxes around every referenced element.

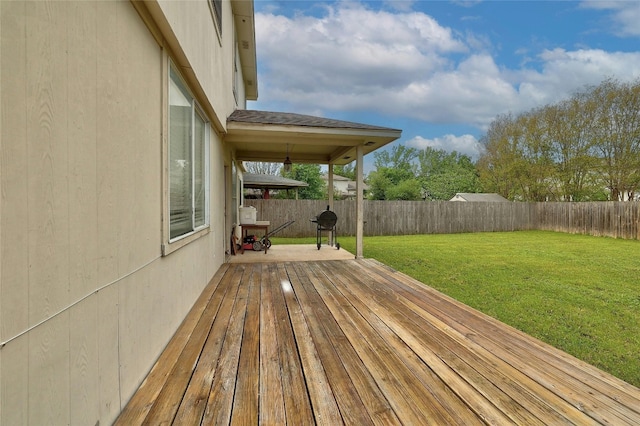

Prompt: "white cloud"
[396,54,519,126]
[255,2,640,134]
[255,3,467,101]
[580,1,640,37]
[513,48,640,109]
[407,134,481,159]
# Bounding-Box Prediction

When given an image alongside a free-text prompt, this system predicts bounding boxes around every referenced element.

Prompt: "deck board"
[307,261,466,425]
[331,260,560,425]
[270,263,316,424]
[258,264,287,424]
[172,264,242,424]
[317,260,496,425]
[359,259,636,424]
[278,263,341,424]
[115,259,640,425]
[289,262,376,425]
[231,264,261,425]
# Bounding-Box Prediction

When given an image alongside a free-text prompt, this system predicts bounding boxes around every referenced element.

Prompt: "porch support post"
[328,163,334,246]
[356,144,364,259]
[328,163,334,209]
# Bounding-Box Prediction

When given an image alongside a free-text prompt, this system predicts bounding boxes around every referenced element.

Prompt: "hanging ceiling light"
[283,144,292,172]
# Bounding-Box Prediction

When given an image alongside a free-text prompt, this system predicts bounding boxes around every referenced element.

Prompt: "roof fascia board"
[227,121,401,139]
[235,151,334,163]
[227,134,372,147]
[235,147,378,165]
[231,0,258,100]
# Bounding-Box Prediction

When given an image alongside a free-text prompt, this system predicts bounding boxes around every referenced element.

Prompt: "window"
[168,64,209,241]
[233,45,238,105]
[210,0,222,35]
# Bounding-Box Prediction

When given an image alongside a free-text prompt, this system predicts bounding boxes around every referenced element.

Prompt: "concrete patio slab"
[228,243,354,263]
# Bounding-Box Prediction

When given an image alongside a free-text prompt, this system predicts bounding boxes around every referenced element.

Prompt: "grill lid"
[315,210,337,228]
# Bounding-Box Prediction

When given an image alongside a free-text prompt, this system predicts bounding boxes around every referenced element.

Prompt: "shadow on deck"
[116,259,640,425]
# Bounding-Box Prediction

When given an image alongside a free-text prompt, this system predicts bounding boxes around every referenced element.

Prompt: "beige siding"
[70,296,99,425]
[156,0,236,125]
[68,1,99,307]
[1,0,29,343]
[98,284,121,423]
[1,1,231,424]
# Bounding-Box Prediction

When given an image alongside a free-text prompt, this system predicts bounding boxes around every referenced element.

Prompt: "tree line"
[367,146,479,200]
[244,146,480,201]
[478,78,640,201]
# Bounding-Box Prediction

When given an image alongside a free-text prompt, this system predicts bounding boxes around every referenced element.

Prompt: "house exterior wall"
[322,175,350,197]
[0,1,240,424]
[334,180,351,194]
[152,0,236,125]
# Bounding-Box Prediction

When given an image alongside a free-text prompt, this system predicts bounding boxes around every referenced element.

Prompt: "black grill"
[311,206,340,250]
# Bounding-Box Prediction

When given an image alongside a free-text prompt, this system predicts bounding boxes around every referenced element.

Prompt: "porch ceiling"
[226,110,402,165]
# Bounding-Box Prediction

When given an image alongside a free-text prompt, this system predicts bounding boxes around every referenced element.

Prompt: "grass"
[272,231,640,387]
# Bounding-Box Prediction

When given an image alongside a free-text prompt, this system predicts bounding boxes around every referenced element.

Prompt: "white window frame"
[163,61,210,255]
[208,0,222,42]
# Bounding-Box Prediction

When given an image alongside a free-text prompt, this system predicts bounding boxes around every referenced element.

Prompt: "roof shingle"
[228,109,400,132]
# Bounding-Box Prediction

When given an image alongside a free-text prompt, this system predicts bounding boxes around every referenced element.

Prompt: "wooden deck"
[116,259,640,425]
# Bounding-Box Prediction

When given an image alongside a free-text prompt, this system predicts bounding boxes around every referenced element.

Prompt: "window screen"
[169,64,209,240]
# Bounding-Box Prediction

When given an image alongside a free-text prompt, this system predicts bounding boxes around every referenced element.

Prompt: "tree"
[244,161,281,175]
[478,78,640,201]
[333,163,356,180]
[279,163,325,199]
[589,79,640,200]
[545,97,601,201]
[367,170,392,200]
[385,178,423,200]
[368,145,420,200]
[417,147,480,200]
[516,111,556,201]
[477,114,523,200]
[373,145,419,177]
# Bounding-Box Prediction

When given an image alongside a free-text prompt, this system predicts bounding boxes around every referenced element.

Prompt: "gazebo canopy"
[243,173,308,190]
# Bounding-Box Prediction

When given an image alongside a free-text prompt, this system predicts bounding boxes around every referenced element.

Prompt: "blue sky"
[249,1,640,172]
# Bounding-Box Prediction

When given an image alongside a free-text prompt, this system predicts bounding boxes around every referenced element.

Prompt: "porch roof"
[226,110,402,165]
[116,259,640,425]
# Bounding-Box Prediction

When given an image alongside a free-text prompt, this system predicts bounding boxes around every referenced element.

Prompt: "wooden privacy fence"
[244,200,640,240]
[535,202,640,240]
[244,200,536,238]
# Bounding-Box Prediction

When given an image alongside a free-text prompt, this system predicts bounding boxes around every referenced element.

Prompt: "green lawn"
[272,231,640,387]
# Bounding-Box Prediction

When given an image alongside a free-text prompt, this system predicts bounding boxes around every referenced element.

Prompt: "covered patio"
[226,109,402,258]
[116,259,640,425]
